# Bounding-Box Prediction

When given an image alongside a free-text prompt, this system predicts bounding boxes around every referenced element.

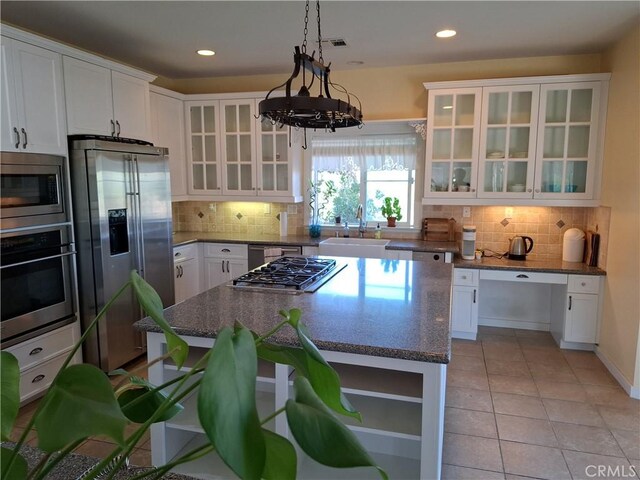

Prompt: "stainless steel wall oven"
[0,153,76,348]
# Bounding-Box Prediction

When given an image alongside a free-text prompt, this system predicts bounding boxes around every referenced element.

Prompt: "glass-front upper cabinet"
[425,87,481,197]
[534,82,601,199]
[477,85,540,198]
[256,110,290,196]
[186,101,221,195]
[220,99,256,195]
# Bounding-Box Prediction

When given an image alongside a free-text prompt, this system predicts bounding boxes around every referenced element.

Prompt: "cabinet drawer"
[454,269,478,286]
[479,270,567,284]
[174,243,198,262]
[19,354,67,402]
[6,323,76,372]
[567,275,601,294]
[204,243,247,258]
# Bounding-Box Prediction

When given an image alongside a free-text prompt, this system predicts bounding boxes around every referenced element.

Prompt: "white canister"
[279,211,288,237]
[562,228,585,262]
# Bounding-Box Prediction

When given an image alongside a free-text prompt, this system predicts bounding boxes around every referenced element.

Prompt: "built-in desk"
[451,258,606,350]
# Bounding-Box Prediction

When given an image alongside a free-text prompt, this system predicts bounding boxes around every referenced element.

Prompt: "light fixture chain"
[316,0,323,63]
[302,0,310,54]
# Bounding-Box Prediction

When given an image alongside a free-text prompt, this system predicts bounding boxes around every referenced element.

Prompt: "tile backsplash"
[172,201,609,267]
[172,201,306,236]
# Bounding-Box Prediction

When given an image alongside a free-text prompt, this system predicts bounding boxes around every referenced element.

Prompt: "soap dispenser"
[343,221,350,238]
[374,223,382,239]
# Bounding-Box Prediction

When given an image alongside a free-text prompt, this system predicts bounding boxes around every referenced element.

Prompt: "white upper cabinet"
[423,74,609,206]
[0,36,66,155]
[150,89,187,198]
[64,56,151,141]
[185,95,303,202]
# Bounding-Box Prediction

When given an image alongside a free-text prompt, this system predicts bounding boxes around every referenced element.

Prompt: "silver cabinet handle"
[175,252,182,257]
[110,119,116,136]
[32,374,45,383]
[226,260,230,272]
[29,347,43,356]
[13,127,20,148]
[21,128,27,148]
[176,266,180,278]
[116,120,121,137]
[221,260,225,273]
[516,274,529,278]
[180,265,184,277]
[221,248,231,253]
[568,295,572,310]
[473,289,477,303]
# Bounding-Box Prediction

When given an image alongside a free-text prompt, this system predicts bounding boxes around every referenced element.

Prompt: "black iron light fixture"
[258,0,363,147]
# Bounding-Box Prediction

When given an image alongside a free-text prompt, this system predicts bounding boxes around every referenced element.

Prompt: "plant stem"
[113,347,179,391]
[25,453,51,480]
[254,319,289,345]
[8,281,132,476]
[32,439,85,480]
[125,444,214,480]
[261,406,285,425]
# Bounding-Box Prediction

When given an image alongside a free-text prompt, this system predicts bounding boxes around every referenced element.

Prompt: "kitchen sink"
[318,237,390,259]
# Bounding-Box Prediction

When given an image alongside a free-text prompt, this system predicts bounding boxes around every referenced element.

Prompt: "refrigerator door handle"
[133,157,146,276]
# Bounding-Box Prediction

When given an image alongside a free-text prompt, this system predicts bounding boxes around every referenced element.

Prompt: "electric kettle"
[508,235,534,260]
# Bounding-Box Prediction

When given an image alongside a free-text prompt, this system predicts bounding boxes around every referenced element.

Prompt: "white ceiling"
[1,1,638,79]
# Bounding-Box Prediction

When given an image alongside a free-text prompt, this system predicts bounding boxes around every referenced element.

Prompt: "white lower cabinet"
[203,243,248,289]
[173,244,201,304]
[562,275,602,345]
[5,322,82,403]
[451,269,479,340]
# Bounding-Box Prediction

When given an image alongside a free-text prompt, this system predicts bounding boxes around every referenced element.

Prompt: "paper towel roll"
[279,211,288,237]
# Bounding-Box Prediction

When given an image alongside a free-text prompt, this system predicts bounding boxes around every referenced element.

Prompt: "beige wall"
[155,53,602,119]
[598,24,640,389]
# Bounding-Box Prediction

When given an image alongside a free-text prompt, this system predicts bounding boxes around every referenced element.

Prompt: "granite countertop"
[137,257,453,364]
[172,231,460,254]
[454,256,606,275]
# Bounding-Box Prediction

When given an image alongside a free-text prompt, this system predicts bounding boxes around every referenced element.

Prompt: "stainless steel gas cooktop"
[232,256,343,293]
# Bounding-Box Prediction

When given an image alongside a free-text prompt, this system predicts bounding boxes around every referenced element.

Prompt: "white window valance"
[311,133,418,172]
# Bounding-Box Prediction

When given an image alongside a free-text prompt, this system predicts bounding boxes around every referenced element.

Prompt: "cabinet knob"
[527,188,532,193]
[461,275,467,280]
[471,188,476,193]
[581,282,586,286]
[535,189,540,193]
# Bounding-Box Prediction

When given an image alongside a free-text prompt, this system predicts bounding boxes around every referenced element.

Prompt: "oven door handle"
[1,250,76,269]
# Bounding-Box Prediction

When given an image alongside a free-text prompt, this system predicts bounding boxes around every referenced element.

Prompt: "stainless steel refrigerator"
[69,137,174,371]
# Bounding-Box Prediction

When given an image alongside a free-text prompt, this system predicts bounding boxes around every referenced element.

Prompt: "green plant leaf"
[292,322,360,420]
[118,386,183,424]
[130,271,188,369]
[286,377,387,479]
[1,447,27,480]
[197,327,265,480]
[279,308,302,329]
[256,342,310,378]
[261,429,296,480]
[1,352,20,441]
[35,364,128,452]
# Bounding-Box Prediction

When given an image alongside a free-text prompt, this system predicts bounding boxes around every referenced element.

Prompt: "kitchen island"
[136,257,453,479]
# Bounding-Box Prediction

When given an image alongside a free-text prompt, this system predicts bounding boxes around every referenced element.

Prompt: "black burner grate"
[233,257,337,290]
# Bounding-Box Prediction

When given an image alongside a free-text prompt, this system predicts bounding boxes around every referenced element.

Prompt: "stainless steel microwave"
[0,152,69,229]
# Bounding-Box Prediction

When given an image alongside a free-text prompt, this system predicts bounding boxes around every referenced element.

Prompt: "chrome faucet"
[356,204,366,238]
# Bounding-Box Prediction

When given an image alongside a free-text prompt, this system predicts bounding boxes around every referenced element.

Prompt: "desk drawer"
[6,323,77,372]
[174,244,198,262]
[19,353,66,402]
[454,269,478,286]
[568,275,601,294]
[479,270,567,284]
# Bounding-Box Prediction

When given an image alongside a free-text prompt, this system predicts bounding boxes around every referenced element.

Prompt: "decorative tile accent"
[235,213,243,220]
[556,219,565,229]
[276,213,281,221]
[197,212,204,218]
[501,218,510,227]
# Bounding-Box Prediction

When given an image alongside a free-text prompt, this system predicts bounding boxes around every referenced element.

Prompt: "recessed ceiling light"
[197,49,215,56]
[436,29,457,39]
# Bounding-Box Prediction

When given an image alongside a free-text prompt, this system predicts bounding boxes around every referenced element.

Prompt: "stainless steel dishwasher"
[247,245,303,270]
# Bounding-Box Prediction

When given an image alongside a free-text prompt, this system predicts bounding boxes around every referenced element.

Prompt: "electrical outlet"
[505,207,514,219]
[263,203,271,214]
[208,203,216,213]
[462,207,471,218]
[287,205,297,214]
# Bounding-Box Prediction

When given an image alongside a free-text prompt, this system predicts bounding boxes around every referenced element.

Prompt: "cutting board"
[585,230,600,266]
[422,218,456,242]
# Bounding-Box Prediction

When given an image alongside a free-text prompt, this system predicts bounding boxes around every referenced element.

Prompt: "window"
[309,127,421,227]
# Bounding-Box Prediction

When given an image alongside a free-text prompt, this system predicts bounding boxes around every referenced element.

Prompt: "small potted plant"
[381,197,402,227]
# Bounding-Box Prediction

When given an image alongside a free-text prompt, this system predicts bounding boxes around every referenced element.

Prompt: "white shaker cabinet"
[562,275,602,345]
[203,243,248,289]
[220,99,257,196]
[451,269,479,340]
[173,244,201,304]
[63,56,151,141]
[150,89,187,199]
[0,36,67,155]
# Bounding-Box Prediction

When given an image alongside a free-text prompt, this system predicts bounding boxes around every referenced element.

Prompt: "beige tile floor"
[443,326,640,480]
[9,328,640,479]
